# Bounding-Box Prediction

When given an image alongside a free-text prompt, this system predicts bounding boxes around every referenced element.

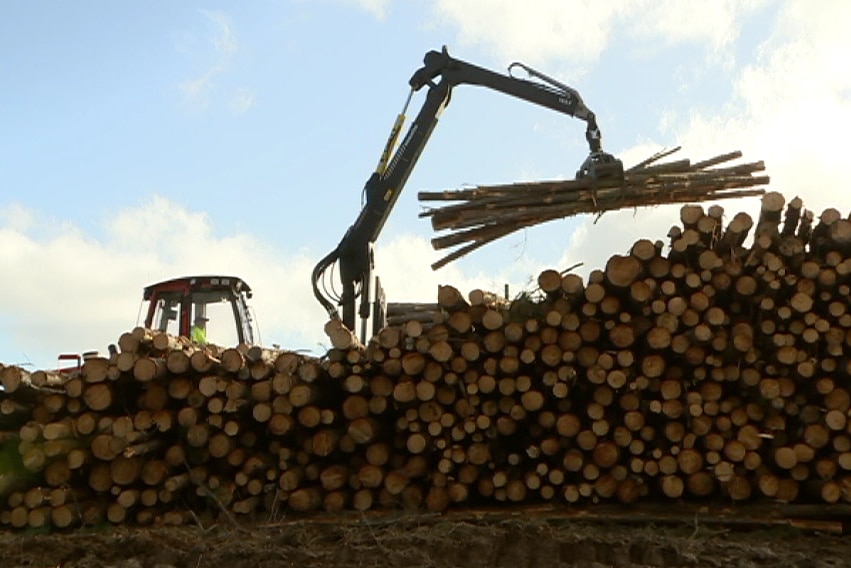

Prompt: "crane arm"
[311,72,452,330]
[312,46,621,333]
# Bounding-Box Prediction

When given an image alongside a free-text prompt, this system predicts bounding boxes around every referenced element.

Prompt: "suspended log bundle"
[419,149,768,269]
[8,192,851,530]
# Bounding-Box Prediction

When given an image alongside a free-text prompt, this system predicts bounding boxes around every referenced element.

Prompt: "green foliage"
[507,290,546,322]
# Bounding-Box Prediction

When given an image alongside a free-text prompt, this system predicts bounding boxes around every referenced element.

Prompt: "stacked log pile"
[5,191,851,530]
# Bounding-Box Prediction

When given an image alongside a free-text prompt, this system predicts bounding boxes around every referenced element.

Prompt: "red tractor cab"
[141,275,258,347]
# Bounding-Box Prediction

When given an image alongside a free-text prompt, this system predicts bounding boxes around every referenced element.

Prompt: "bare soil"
[2,509,851,568]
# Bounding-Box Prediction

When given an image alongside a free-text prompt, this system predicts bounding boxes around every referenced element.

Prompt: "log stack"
[5,191,851,530]
[419,149,768,269]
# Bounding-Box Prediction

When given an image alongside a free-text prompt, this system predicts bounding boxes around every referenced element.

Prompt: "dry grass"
[3,511,851,568]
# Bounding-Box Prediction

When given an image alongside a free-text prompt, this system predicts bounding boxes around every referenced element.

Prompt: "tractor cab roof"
[143,275,253,300]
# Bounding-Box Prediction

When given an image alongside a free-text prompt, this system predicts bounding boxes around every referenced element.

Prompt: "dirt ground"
[3,508,851,568]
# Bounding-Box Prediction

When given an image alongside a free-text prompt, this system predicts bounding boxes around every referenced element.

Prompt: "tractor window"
[189,289,241,347]
[196,301,240,347]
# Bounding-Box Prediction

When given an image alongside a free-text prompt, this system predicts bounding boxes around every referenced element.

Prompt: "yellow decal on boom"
[384,188,394,201]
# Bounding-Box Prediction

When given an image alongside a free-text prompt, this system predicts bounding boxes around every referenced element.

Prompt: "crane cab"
[141,275,257,346]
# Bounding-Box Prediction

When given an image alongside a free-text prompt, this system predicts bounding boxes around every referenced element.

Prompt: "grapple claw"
[577,152,624,181]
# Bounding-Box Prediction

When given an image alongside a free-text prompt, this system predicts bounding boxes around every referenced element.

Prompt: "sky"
[2,0,850,370]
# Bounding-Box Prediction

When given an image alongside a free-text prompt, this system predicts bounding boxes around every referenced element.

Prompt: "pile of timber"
[5,191,851,530]
[419,149,769,269]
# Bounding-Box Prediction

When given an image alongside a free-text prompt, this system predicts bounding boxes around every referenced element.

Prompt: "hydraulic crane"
[312,46,623,338]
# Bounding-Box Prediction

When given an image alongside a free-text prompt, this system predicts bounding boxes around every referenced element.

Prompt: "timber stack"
[419,148,769,269]
[5,191,851,530]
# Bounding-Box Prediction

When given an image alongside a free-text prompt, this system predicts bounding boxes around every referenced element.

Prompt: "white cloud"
[347,0,390,19]
[179,72,216,110]
[177,10,249,113]
[0,198,331,370]
[430,0,769,66]
[298,0,390,19]
[432,0,620,67]
[0,203,36,233]
[670,1,851,217]
[230,88,257,113]
[628,0,768,52]
[202,9,238,56]
[375,233,508,302]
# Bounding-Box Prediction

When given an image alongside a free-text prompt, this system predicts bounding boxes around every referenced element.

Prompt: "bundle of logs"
[419,148,769,269]
[5,190,851,531]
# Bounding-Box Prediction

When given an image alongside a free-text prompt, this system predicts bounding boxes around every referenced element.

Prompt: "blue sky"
[2,1,850,369]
